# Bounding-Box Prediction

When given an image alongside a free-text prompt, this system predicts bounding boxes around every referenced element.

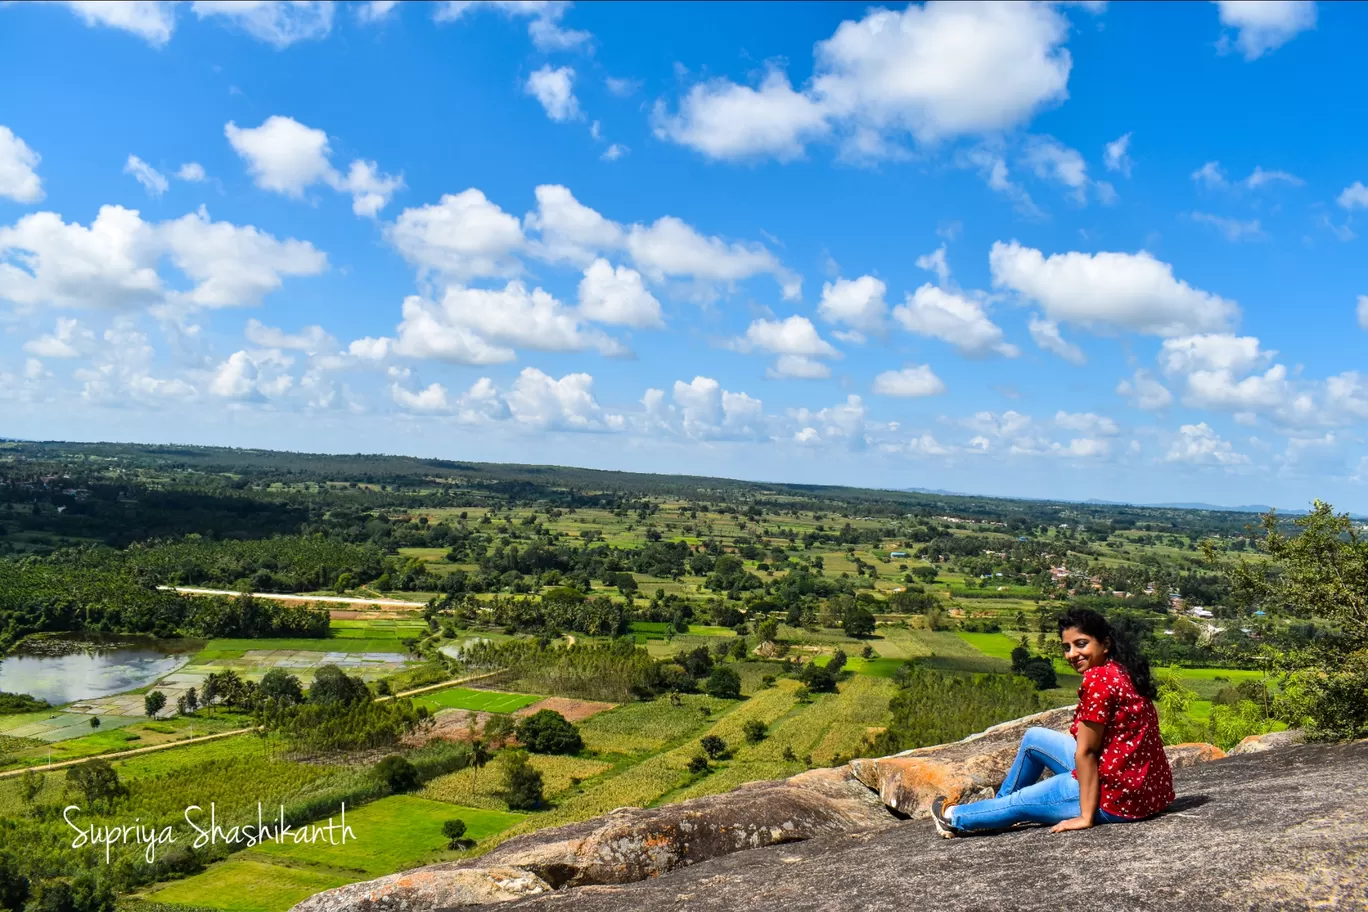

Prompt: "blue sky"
[1,0,1366,510]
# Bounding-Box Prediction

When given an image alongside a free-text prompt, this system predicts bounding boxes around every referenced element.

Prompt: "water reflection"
[0,635,199,706]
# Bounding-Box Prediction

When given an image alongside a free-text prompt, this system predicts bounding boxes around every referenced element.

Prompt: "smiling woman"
[933,607,1174,838]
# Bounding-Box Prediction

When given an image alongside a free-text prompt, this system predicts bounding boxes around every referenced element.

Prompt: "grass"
[249,794,523,875]
[420,754,613,810]
[192,639,409,661]
[143,859,347,912]
[411,687,542,714]
[578,693,718,755]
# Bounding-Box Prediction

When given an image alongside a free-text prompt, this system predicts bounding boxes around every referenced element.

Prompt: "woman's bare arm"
[1051,720,1104,833]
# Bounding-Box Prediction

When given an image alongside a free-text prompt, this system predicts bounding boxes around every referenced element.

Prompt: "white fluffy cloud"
[226,116,333,197]
[520,184,797,299]
[191,1,334,48]
[1027,314,1085,365]
[124,155,169,197]
[523,185,625,266]
[577,259,663,328]
[818,275,887,334]
[1340,182,1368,210]
[57,1,176,46]
[1215,0,1316,60]
[24,317,96,358]
[739,316,838,357]
[657,2,1072,162]
[226,116,402,215]
[1166,422,1249,466]
[0,126,43,203]
[435,1,591,52]
[158,206,328,309]
[651,69,830,162]
[872,364,946,398]
[1104,132,1132,177]
[626,217,800,300]
[0,204,326,314]
[176,162,207,182]
[1158,333,1270,376]
[244,318,335,353]
[1055,411,1118,436]
[208,348,294,401]
[1020,135,1109,204]
[393,281,627,364]
[989,241,1240,337]
[1116,369,1173,410]
[669,376,766,440]
[506,368,621,431]
[525,66,581,122]
[0,206,162,311]
[391,381,452,413]
[387,189,524,281]
[893,284,1018,357]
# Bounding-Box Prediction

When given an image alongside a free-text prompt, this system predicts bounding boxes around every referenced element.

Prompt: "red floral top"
[1070,659,1175,819]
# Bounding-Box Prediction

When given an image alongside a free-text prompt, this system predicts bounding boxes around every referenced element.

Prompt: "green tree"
[309,665,368,706]
[704,665,741,699]
[515,710,583,754]
[469,739,492,798]
[0,850,29,912]
[18,769,42,810]
[1020,658,1057,691]
[700,734,727,759]
[502,750,544,811]
[258,669,304,706]
[442,818,468,849]
[373,755,420,792]
[143,690,166,719]
[1233,501,1368,740]
[842,605,876,638]
[743,719,768,744]
[687,753,710,774]
[64,759,126,811]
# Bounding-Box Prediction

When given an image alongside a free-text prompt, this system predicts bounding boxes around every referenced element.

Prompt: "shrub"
[502,751,545,810]
[700,735,727,759]
[1020,658,1057,691]
[704,666,741,700]
[373,755,420,793]
[442,818,468,849]
[687,754,710,774]
[743,719,768,744]
[516,710,584,755]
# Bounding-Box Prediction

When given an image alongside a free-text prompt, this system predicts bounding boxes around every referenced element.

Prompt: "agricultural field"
[412,686,543,714]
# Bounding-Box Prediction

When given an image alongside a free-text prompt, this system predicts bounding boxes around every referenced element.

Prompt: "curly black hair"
[1057,607,1158,701]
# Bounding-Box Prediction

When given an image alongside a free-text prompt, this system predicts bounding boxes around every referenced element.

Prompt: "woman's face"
[1061,626,1110,674]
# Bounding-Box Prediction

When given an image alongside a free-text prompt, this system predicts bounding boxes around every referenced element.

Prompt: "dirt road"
[160,587,426,608]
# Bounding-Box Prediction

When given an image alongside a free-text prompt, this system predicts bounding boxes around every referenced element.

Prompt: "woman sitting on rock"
[931,607,1174,837]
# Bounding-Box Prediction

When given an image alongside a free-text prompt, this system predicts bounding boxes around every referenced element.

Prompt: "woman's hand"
[1050,816,1094,833]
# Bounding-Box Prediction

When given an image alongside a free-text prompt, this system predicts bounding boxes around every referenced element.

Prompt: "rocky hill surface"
[292,710,1366,912]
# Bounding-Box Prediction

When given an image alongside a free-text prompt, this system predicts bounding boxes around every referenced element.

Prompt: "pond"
[0,634,202,707]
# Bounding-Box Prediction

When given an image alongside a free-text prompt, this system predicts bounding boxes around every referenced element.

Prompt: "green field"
[412,687,542,714]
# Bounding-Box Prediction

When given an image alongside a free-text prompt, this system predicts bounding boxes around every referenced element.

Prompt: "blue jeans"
[947,727,1133,833]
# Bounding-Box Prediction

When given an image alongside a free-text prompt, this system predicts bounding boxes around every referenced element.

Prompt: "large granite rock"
[289,867,552,912]
[494,740,1368,912]
[290,765,895,911]
[848,705,1076,817]
[1228,728,1304,755]
[290,704,1292,912]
